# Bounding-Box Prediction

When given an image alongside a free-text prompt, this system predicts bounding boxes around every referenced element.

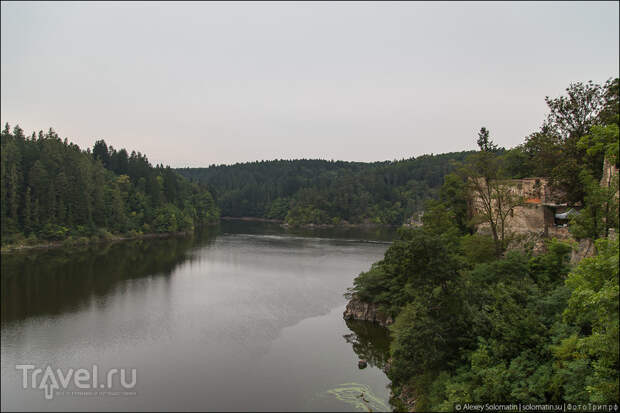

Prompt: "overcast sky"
[1,1,618,167]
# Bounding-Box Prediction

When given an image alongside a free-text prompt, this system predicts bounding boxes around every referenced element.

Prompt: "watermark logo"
[16,364,136,400]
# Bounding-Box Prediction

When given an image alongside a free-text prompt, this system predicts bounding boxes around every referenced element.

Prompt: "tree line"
[348,77,619,409]
[177,152,475,226]
[1,127,219,246]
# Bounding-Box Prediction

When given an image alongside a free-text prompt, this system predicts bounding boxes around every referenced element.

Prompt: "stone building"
[470,156,618,246]
[469,177,573,240]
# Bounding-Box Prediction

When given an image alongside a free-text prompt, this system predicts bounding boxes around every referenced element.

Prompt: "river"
[1,221,396,411]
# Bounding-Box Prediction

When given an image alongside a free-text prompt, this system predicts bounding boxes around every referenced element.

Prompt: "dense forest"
[0,127,219,247]
[177,152,475,226]
[348,78,619,410]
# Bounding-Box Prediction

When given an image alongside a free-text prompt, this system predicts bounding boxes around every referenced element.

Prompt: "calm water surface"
[1,222,395,411]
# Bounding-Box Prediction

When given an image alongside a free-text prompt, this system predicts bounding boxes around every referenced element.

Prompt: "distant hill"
[176,151,474,226]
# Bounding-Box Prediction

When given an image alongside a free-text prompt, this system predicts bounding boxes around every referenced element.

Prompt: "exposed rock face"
[505,231,546,255]
[570,238,596,265]
[395,385,417,412]
[382,357,417,411]
[600,157,619,196]
[343,295,394,327]
[383,358,392,374]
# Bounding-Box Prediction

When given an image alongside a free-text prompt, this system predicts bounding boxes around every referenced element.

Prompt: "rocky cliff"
[343,295,394,327]
[570,238,596,265]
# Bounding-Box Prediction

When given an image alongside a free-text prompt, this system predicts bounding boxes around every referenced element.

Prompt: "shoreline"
[343,295,394,327]
[1,218,396,253]
[343,295,415,411]
[283,222,393,229]
[0,230,195,254]
[221,216,284,223]
[221,216,397,229]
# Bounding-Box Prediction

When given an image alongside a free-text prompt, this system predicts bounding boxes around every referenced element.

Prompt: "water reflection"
[219,220,397,242]
[1,229,217,324]
[344,320,391,370]
[1,222,394,411]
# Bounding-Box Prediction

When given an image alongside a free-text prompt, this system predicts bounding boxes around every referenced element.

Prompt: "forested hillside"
[0,126,219,247]
[177,152,474,226]
[348,78,619,410]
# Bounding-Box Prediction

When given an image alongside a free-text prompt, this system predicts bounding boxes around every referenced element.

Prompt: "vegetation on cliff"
[1,126,219,247]
[348,78,619,410]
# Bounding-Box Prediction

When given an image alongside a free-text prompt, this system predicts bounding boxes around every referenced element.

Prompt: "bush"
[62,236,90,247]
[25,233,39,245]
[461,233,497,265]
[127,229,140,238]
[40,223,70,241]
[95,228,115,241]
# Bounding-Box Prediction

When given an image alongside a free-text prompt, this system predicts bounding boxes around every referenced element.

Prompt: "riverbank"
[0,230,194,254]
[221,216,284,223]
[221,216,396,230]
[0,220,394,253]
[283,221,393,229]
[343,295,418,412]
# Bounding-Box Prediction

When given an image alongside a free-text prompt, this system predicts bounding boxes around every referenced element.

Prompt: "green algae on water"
[323,382,391,412]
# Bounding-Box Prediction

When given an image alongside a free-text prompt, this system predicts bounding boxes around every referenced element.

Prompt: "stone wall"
[469,176,576,254]
[570,238,596,266]
[600,157,619,198]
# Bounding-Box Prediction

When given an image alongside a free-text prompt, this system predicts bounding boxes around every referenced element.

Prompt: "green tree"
[543,80,616,203]
[23,186,33,234]
[521,131,563,177]
[463,129,523,255]
[569,170,619,240]
[476,127,498,152]
[387,229,468,383]
[460,233,496,266]
[92,139,110,167]
[544,80,606,143]
[578,123,619,177]
[439,173,470,234]
[597,77,619,127]
[561,238,619,402]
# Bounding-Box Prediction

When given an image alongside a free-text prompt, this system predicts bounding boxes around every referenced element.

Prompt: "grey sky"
[1,1,618,167]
